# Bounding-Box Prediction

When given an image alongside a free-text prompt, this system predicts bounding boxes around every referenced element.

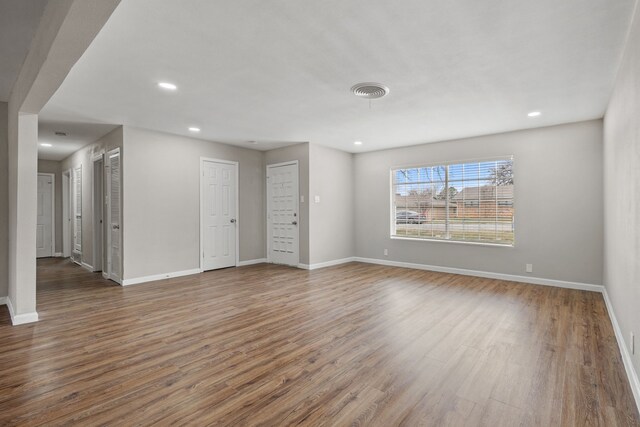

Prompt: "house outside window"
[391,157,514,245]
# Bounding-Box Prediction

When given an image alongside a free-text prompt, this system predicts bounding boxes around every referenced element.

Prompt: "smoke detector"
[351,82,389,99]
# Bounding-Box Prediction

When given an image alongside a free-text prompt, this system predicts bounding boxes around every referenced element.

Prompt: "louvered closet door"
[107,149,122,283]
[73,166,82,254]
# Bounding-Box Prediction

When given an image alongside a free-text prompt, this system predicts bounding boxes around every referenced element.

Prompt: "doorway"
[266,161,299,266]
[93,155,104,272]
[200,158,238,271]
[36,173,55,258]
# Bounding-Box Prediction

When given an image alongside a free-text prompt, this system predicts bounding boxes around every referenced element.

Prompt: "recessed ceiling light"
[40,143,52,147]
[54,131,67,136]
[158,82,177,90]
[527,111,541,117]
[354,141,363,145]
[188,127,200,132]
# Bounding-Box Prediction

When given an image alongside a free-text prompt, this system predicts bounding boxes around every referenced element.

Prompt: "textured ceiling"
[40,0,636,153]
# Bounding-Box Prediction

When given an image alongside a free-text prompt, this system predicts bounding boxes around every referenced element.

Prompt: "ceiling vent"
[351,82,389,99]
[54,131,67,137]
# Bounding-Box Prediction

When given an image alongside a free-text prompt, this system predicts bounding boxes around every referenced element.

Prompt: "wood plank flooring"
[0,258,638,426]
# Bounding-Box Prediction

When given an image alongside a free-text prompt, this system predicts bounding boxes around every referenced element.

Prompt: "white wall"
[60,126,123,269]
[354,120,604,285]
[263,143,310,265]
[603,1,640,385]
[37,159,63,254]
[122,126,265,280]
[0,102,7,298]
[5,0,120,323]
[309,144,354,265]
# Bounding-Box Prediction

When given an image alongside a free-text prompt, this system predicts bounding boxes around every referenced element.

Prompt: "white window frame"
[390,156,515,247]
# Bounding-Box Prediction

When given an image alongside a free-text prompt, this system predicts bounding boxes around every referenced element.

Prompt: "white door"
[201,160,237,271]
[72,166,82,255]
[267,162,299,266]
[93,158,104,271]
[62,170,72,257]
[106,149,122,283]
[36,174,54,258]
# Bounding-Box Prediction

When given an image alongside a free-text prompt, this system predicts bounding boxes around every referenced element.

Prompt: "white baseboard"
[0,296,6,306]
[54,252,63,257]
[299,257,356,270]
[352,257,604,292]
[5,297,38,325]
[237,258,267,267]
[602,288,640,412]
[122,268,201,286]
[81,262,94,272]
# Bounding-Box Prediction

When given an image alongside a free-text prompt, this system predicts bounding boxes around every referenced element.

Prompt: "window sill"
[390,236,514,248]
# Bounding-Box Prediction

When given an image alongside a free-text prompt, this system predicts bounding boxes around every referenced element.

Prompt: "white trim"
[122,268,201,286]
[266,160,299,169]
[5,298,39,325]
[81,262,94,272]
[54,252,63,257]
[0,296,6,305]
[602,288,640,411]
[352,257,603,292]
[200,158,240,272]
[299,257,356,270]
[237,258,267,267]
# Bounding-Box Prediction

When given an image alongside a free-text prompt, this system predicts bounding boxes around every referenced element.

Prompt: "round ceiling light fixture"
[351,82,389,99]
[527,111,541,117]
[188,127,201,132]
[354,141,363,145]
[40,143,52,147]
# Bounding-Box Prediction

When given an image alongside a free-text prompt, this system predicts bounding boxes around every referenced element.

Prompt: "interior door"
[93,158,104,271]
[267,162,299,266]
[36,174,54,258]
[201,160,237,271]
[107,149,122,283]
[73,166,82,255]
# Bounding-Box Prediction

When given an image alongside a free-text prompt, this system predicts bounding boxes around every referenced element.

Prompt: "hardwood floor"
[0,258,638,426]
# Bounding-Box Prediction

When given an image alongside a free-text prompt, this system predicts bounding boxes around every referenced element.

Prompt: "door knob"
[112,225,120,230]
[292,221,298,225]
[230,218,236,223]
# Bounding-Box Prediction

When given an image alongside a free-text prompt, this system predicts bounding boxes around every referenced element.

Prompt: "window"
[391,157,514,245]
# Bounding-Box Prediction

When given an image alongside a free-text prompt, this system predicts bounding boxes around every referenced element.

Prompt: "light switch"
[300,195,304,203]
[314,195,320,203]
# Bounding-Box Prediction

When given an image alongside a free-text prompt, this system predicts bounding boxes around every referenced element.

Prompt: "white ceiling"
[38,120,118,161]
[0,0,48,102]
[39,0,636,153]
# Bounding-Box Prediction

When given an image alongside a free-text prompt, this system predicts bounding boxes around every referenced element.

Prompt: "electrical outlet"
[384,249,388,256]
[314,195,321,203]
[632,332,635,355]
[525,264,533,273]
